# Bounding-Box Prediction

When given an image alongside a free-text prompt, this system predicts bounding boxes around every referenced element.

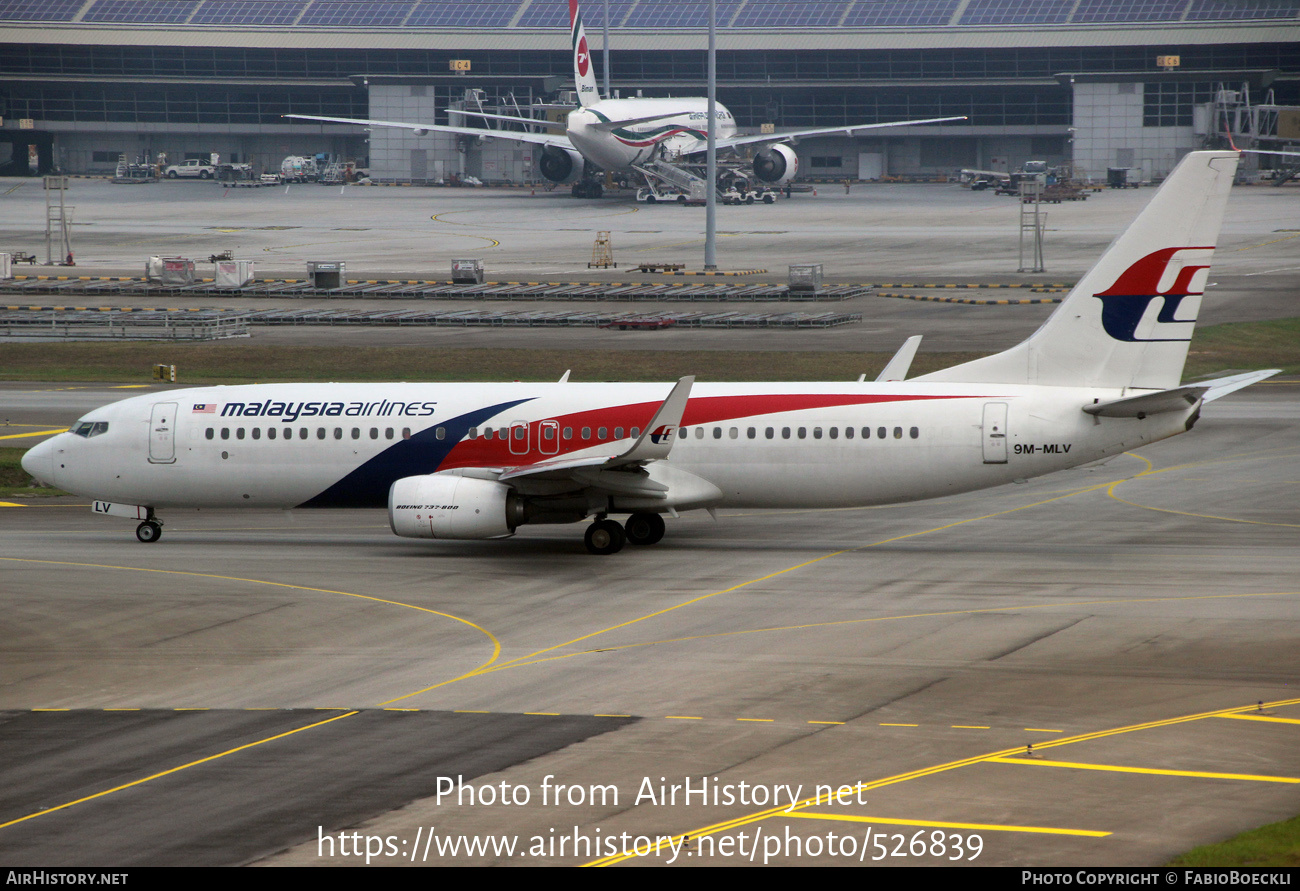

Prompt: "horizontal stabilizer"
[1201,368,1282,402]
[1083,387,1207,418]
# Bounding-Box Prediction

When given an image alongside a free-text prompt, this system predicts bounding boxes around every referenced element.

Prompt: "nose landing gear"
[136,519,163,543]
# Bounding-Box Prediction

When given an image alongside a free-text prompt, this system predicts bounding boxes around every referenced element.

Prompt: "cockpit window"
[70,421,109,438]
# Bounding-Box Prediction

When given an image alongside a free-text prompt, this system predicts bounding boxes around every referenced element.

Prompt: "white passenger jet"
[286,0,964,198]
[22,151,1276,554]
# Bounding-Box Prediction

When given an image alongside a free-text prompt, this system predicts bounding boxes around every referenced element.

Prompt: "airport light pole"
[602,0,611,98]
[704,0,717,270]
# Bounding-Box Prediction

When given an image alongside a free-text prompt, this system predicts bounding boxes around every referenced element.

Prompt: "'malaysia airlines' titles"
[215,399,438,422]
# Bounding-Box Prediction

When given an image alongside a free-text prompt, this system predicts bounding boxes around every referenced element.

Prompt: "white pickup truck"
[164,158,216,179]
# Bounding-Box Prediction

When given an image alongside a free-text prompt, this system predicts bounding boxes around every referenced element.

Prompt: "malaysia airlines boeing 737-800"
[22,151,1276,554]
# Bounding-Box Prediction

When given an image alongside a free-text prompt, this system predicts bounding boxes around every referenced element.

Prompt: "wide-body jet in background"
[288,0,965,198]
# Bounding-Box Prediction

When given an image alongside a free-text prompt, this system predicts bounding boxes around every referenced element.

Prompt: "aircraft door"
[149,402,178,464]
[982,402,1008,464]
[508,421,529,456]
[539,420,560,455]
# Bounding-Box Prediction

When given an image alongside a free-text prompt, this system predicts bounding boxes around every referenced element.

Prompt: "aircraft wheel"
[136,521,162,543]
[584,519,626,555]
[624,512,665,546]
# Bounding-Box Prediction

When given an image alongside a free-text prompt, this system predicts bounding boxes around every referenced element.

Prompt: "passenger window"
[467,427,477,439]
[910,427,919,439]
[334,427,343,440]
[679,427,688,438]
[696,428,704,439]
[252,428,261,440]
[713,427,722,439]
[782,427,791,439]
[765,427,774,439]
[563,427,572,440]
[484,428,495,440]
[268,427,277,440]
[813,427,822,440]
[631,427,640,438]
[385,428,393,440]
[352,428,361,440]
[320,428,328,440]
[729,427,738,439]
[829,427,838,440]
[236,428,245,440]
[205,428,214,440]
[221,428,230,440]
[862,427,870,439]
[402,428,411,440]
[747,427,756,439]
[797,427,806,440]
[581,427,591,440]
[614,427,624,439]
[845,427,854,440]
[369,428,378,439]
[435,427,444,440]
[299,428,308,439]
[894,427,903,439]
[598,427,608,439]
[877,427,886,439]
[542,427,554,440]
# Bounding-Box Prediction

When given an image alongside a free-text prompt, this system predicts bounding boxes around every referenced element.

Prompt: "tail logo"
[649,425,676,444]
[576,36,590,77]
[1093,246,1213,343]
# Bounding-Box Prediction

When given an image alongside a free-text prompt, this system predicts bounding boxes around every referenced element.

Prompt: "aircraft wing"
[702,115,967,152]
[283,114,574,150]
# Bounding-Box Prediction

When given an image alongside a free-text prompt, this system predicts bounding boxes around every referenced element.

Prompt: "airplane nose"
[20,438,55,486]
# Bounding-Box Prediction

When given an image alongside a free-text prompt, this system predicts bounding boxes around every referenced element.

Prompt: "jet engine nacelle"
[389,474,521,540]
[538,146,585,184]
[753,144,799,185]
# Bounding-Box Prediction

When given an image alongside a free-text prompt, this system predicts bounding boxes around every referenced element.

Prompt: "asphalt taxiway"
[1,178,1298,866]
[1,380,1297,866]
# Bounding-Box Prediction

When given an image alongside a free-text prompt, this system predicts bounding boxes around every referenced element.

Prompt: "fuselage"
[25,380,1191,513]
[566,98,738,171]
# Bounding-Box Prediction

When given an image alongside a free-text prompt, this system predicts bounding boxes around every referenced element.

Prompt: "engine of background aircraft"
[752,144,799,185]
[538,146,586,184]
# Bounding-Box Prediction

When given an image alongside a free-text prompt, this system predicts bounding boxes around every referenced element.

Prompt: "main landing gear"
[571,180,604,199]
[135,519,163,543]
[583,512,666,555]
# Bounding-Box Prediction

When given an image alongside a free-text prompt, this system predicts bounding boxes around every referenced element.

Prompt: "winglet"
[876,335,922,382]
[608,376,694,466]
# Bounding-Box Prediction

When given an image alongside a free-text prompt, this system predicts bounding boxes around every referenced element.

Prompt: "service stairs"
[633,160,710,201]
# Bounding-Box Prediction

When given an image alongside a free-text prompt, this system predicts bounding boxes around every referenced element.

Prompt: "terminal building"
[2,0,1297,183]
